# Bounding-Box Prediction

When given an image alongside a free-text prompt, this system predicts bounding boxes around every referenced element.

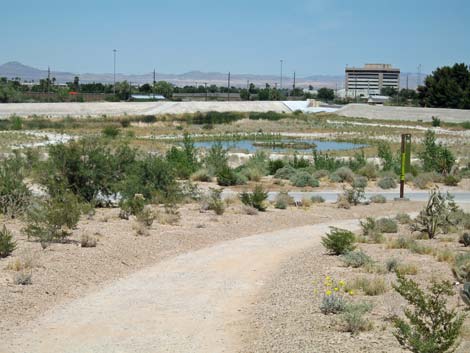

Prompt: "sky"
[1,0,470,76]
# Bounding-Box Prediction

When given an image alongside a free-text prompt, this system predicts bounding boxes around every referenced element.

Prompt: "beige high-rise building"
[345,64,400,98]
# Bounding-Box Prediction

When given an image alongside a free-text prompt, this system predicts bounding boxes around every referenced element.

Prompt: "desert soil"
[0,201,423,352]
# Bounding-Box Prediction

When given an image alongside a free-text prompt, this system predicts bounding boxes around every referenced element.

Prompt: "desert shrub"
[80,234,97,248]
[431,116,441,127]
[216,165,239,186]
[411,189,459,239]
[452,253,470,282]
[342,185,364,206]
[350,277,388,296]
[330,167,354,183]
[378,141,394,171]
[14,271,32,285]
[459,232,470,247]
[341,251,373,268]
[268,159,285,175]
[392,274,465,353]
[242,151,269,177]
[290,171,319,187]
[387,237,415,250]
[0,155,31,218]
[274,165,297,180]
[312,169,328,179]
[136,206,156,227]
[420,130,455,174]
[443,175,460,186]
[413,173,435,189]
[435,248,455,263]
[204,140,228,176]
[120,119,131,128]
[370,194,386,203]
[322,227,356,255]
[166,133,200,179]
[204,188,225,215]
[396,213,412,224]
[357,162,378,180]
[376,218,398,233]
[24,192,82,246]
[396,263,418,276]
[240,185,268,211]
[191,168,212,182]
[352,176,368,188]
[342,302,373,334]
[102,126,120,138]
[320,293,347,314]
[0,225,16,258]
[9,115,23,130]
[119,194,145,219]
[386,258,400,272]
[461,283,470,308]
[361,217,378,236]
[274,191,293,209]
[378,175,397,189]
[336,194,351,209]
[311,195,325,203]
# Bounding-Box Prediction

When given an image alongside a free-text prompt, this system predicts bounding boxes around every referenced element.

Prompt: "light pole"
[113,49,117,95]
[280,59,283,90]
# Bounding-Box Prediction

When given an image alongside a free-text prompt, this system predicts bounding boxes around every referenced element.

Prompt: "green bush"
[352,176,368,188]
[274,191,293,209]
[204,140,228,176]
[459,233,470,247]
[136,206,156,227]
[341,251,373,268]
[102,126,120,138]
[240,185,268,211]
[413,173,435,189]
[191,168,212,182]
[357,162,378,180]
[396,213,412,224]
[0,225,16,258]
[322,227,356,255]
[376,218,398,233]
[0,155,31,218]
[320,293,347,314]
[378,176,397,189]
[205,188,225,215]
[342,185,364,205]
[386,258,400,272]
[290,171,319,187]
[370,194,386,203]
[330,167,354,183]
[378,142,394,171]
[342,302,373,335]
[216,165,239,186]
[443,175,460,186]
[392,274,465,353]
[10,115,23,130]
[24,192,82,246]
[166,133,200,179]
[350,277,388,296]
[274,165,297,180]
[268,159,285,175]
[412,189,459,239]
[420,130,455,174]
[119,194,145,219]
[452,253,470,282]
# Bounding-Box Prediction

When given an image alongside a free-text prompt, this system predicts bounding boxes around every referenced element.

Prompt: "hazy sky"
[2,0,469,76]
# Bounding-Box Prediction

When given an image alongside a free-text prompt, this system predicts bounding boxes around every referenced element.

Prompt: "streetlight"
[280,59,283,90]
[113,49,117,95]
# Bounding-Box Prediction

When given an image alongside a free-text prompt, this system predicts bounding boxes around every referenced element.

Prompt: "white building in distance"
[345,64,400,98]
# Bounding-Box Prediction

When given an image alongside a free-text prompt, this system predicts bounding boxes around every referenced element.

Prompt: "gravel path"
[1,219,362,353]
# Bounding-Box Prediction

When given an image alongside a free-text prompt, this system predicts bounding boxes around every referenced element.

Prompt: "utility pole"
[293,71,296,91]
[280,59,283,90]
[417,64,422,88]
[153,68,156,100]
[406,74,409,90]
[113,49,117,95]
[204,82,207,101]
[47,66,51,96]
[227,72,230,101]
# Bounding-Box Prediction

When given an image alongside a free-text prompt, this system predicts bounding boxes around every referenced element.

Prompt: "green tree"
[419,130,455,174]
[419,63,470,109]
[155,81,174,98]
[317,87,335,101]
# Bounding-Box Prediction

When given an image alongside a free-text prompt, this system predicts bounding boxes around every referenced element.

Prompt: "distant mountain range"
[0,61,423,89]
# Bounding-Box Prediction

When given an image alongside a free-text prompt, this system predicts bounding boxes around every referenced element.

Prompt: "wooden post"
[400,134,411,199]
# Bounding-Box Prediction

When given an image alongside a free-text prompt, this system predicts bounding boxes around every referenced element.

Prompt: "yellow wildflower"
[349,290,354,296]
[339,280,345,287]
[334,287,339,292]
[326,290,332,296]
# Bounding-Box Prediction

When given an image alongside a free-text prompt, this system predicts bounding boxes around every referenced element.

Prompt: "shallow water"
[193,139,366,153]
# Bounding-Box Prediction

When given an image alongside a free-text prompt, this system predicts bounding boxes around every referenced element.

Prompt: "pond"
[192,139,366,153]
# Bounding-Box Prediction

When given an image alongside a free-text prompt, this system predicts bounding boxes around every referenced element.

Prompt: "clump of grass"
[6,253,36,271]
[0,225,16,258]
[395,213,412,224]
[341,251,373,268]
[385,258,400,272]
[378,176,397,189]
[274,191,293,209]
[13,271,32,285]
[311,195,325,203]
[396,263,418,276]
[376,218,398,233]
[435,248,455,263]
[301,197,312,208]
[348,277,388,296]
[342,301,373,335]
[80,234,97,248]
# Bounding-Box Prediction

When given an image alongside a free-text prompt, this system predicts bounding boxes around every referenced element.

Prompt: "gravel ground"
[0,201,423,347]
[241,223,470,353]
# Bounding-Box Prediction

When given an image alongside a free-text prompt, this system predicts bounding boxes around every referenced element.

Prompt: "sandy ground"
[0,201,423,351]
[337,104,470,123]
